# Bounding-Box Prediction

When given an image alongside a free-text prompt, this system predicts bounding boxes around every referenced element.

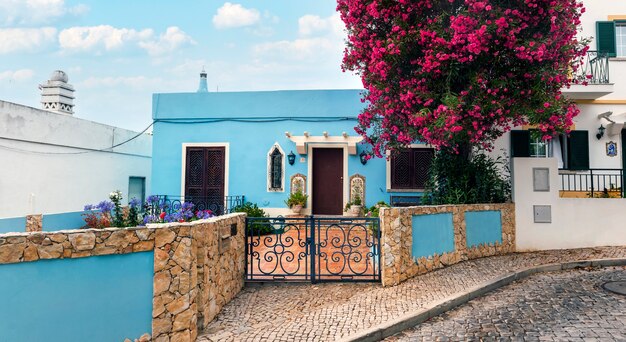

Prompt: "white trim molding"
[287,133,363,155]
[180,143,230,198]
[386,143,432,192]
[306,143,349,215]
[266,142,285,192]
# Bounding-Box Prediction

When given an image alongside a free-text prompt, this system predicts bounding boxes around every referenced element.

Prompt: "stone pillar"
[25,214,42,232]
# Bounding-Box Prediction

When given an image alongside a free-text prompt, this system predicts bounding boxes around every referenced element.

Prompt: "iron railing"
[150,195,245,216]
[573,50,610,85]
[246,216,381,283]
[559,169,623,198]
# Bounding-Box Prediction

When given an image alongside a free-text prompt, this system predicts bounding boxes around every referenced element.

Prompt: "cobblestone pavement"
[197,247,626,342]
[386,267,626,341]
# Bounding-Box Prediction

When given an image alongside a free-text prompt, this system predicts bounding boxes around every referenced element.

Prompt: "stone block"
[69,232,96,251]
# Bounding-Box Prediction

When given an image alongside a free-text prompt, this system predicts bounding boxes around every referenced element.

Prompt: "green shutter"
[597,21,616,57]
[510,130,530,158]
[567,131,589,170]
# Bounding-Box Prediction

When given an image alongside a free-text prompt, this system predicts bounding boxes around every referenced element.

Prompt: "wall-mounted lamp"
[288,151,296,165]
[359,150,368,165]
[596,124,606,140]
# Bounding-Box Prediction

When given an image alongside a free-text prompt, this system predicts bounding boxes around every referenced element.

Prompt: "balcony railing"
[149,195,245,216]
[559,169,623,198]
[573,50,610,85]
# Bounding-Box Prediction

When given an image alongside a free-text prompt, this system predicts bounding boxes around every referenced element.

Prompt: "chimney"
[40,70,75,115]
[197,68,208,93]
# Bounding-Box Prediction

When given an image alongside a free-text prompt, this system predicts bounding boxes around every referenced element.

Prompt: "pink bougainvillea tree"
[338,0,588,158]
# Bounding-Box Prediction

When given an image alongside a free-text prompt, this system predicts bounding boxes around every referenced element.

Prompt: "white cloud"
[253,13,345,62]
[298,13,343,36]
[58,25,153,53]
[0,0,88,26]
[213,2,260,29]
[0,69,35,82]
[0,27,57,54]
[58,25,194,56]
[138,26,195,56]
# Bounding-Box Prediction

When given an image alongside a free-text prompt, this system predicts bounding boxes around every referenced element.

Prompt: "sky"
[0,0,362,131]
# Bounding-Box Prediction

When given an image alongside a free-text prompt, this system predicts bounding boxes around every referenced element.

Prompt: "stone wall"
[0,213,246,342]
[379,204,515,287]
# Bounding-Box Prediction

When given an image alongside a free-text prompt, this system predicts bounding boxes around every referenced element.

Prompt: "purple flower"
[129,198,142,208]
[96,200,115,213]
[84,204,94,211]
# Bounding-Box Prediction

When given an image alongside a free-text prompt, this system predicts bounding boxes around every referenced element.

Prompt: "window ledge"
[387,188,425,193]
[609,57,626,62]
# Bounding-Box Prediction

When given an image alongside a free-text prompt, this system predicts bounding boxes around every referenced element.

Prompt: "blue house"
[150,73,433,216]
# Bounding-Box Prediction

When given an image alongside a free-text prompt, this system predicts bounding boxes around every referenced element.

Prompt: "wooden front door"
[312,148,343,215]
[184,146,225,214]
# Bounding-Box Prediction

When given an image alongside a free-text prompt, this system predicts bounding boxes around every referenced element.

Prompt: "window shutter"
[391,150,412,189]
[597,21,616,57]
[510,130,530,157]
[413,149,434,189]
[567,131,590,170]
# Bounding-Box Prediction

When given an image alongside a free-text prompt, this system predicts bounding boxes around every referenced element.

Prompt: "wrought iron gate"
[245,216,381,283]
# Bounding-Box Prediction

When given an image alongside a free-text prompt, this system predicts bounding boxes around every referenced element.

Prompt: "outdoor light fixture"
[288,151,296,165]
[359,150,368,165]
[596,124,606,140]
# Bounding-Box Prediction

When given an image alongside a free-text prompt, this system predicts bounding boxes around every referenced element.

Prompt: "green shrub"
[232,202,275,235]
[422,149,511,205]
[285,190,308,208]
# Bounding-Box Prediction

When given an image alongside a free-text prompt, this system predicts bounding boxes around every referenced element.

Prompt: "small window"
[390,147,434,190]
[267,144,284,192]
[128,177,146,204]
[511,130,551,158]
[530,131,549,158]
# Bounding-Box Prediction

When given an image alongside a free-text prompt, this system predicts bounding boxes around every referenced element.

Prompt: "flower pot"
[350,205,362,216]
[291,204,303,215]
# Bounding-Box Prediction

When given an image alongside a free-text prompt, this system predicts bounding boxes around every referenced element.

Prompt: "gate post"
[309,215,316,284]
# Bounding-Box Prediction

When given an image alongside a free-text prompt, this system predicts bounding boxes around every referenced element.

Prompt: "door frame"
[180,143,230,198]
[307,143,349,215]
[622,129,626,198]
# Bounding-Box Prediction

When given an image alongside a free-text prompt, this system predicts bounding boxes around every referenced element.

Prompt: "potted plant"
[350,195,363,216]
[285,190,308,214]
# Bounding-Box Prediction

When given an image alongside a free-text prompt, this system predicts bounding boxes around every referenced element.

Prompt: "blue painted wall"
[0,216,26,234]
[42,211,87,231]
[465,210,503,248]
[151,90,423,210]
[0,252,154,341]
[411,213,455,259]
[0,211,88,234]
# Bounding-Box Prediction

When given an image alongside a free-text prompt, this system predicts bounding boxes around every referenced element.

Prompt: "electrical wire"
[0,122,153,156]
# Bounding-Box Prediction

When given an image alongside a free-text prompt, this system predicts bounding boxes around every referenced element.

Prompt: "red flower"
[159,212,166,220]
[179,219,185,223]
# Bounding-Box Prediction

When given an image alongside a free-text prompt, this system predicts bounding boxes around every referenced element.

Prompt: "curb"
[338,258,626,342]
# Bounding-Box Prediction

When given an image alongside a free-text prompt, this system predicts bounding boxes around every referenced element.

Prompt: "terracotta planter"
[291,204,303,215]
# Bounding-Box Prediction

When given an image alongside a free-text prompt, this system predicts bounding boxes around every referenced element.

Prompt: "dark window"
[128,177,145,204]
[566,130,590,170]
[390,148,434,190]
[510,130,531,158]
[269,147,283,190]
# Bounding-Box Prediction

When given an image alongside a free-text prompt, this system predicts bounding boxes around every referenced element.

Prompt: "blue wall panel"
[151,90,425,209]
[0,217,25,234]
[411,213,455,259]
[0,252,154,341]
[42,211,87,231]
[465,210,503,248]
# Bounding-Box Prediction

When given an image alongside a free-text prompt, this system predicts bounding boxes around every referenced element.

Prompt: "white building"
[492,1,626,189]
[0,71,152,218]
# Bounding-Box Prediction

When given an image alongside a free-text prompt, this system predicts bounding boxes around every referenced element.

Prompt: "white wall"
[512,157,626,251]
[0,100,151,217]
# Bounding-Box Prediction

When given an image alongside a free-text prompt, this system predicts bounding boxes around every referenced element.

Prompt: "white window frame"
[617,23,626,57]
[385,143,433,192]
[267,142,285,192]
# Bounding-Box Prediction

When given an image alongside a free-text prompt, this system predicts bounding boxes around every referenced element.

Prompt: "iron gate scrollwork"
[245,216,381,283]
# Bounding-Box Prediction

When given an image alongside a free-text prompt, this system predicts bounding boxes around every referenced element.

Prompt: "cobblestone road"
[386,267,626,341]
[197,247,626,342]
